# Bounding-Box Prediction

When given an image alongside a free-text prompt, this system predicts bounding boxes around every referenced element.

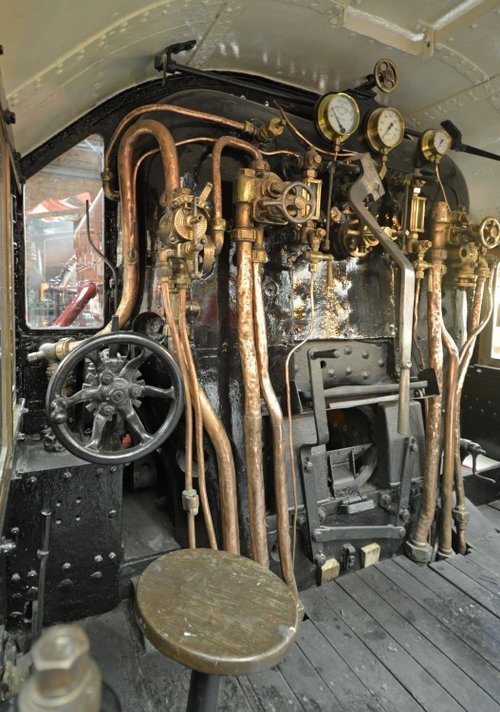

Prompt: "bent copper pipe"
[439,320,459,556]
[453,273,486,550]
[453,269,495,550]
[212,137,263,254]
[101,119,180,333]
[105,104,255,169]
[161,282,196,549]
[253,229,297,596]
[197,390,240,555]
[235,202,269,567]
[178,287,218,551]
[411,202,449,546]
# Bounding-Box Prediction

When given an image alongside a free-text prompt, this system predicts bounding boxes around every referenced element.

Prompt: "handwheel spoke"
[140,385,175,400]
[87,406,113,450]
[120,348,149,379]
[119,403,152,444]
[65,387,100,408]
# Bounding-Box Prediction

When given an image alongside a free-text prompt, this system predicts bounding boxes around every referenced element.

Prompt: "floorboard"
[70,532,500,712]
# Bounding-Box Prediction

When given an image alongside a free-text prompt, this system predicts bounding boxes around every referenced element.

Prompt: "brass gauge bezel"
[315,92,360,143]
[365,106,405,153]
[420,128,452,162]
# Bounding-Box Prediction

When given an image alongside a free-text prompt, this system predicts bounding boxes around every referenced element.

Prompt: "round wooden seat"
[135,548,300,677]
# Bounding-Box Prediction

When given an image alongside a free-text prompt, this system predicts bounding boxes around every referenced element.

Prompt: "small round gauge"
[366,106,405,152]
[315,92,360,143]
[420,128,452,162]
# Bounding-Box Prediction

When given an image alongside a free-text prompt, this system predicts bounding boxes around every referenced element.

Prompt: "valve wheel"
[46,332,184,465]
[374,59,399,94]
[479,216,500,249]
[262,182,315,225]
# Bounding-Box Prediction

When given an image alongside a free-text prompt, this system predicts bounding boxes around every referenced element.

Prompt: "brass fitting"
[255,117,285,142]
[182,488,200,516]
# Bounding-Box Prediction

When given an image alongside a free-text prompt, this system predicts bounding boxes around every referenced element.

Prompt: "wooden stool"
[135,548,300,711]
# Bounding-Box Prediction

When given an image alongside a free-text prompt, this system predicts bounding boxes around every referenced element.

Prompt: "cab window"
[24,134,105,329]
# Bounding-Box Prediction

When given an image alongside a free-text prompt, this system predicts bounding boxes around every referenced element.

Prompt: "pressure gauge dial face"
[315,92,360,143]
[421,128,452,162]
[366,107,405,152]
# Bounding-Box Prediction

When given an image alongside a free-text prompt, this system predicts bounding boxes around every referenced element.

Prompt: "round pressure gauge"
[366,107,405,152]
[420,128,452,162]
[315,92,360,143]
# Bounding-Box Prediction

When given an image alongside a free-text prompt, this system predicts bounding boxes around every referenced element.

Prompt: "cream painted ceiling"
[1,0,500,217]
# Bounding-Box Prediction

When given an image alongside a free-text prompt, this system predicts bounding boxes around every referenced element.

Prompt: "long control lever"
[348,154,415,435]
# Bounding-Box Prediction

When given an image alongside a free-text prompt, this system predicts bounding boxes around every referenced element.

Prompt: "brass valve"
[302,226,334,286]
[157,184,215,285]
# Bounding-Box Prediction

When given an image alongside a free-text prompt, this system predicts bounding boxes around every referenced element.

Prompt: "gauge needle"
[382,122,394,138]
[333,109,346,135]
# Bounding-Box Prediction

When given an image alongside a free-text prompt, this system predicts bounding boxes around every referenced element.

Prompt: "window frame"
[23,133,106,331]
[0,111,22,535]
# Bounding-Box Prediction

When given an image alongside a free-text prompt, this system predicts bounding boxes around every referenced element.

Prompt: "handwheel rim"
[46,332,184,465]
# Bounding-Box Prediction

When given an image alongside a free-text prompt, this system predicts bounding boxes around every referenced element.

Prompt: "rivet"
[27,570,37,579]
[108,510,117,519]
[90,571,103,580]
[94,555,104,563]
[109,552,117,560]
[62,562,71,571]
[11,573,20,582]
[345,367,352,376]
[344,346,352,355]
[63,470,72,481]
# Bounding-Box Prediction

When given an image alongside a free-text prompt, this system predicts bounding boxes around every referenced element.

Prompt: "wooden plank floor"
[291,532,500,712]
[77,532,500,712]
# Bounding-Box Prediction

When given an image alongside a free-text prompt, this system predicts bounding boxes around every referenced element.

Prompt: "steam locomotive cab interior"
[1,2,500,708]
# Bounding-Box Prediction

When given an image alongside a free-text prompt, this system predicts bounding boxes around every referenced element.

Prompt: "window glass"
[24,135,104,328]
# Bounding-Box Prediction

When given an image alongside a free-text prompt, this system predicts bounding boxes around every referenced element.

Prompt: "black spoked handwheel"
[46,332,184,465]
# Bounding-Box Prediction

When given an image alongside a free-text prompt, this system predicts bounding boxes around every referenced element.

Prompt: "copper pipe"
[161,281,196,549]
[411,202,449,546]
[105,105,254,167]
[101,119,180,333]
[198,390,240,554]
[178,287,218,550]
[439,319,459,556]
[212,137,262,254]
[235,201,268,566]
[453,270,495,551]
[276,105,357,158]
[252,229,297,595]
[453,274,486,550]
